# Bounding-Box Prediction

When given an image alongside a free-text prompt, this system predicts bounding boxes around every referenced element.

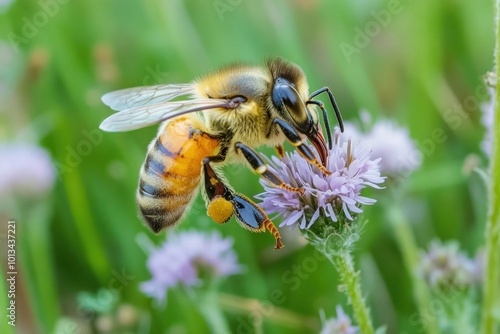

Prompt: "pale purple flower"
[417,239,476,290]
[364,120,422,176]
[0,143,55,198]
[256,130,385,229]
[320,305,359,334]
[343,118,422,177]
[471,249,485,285]
[480,87,495,156]
[0,0,14,13]
[140,230,241,302]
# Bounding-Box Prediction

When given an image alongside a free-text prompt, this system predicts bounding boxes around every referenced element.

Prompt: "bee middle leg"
[234,142,304,194]
[202,158,284,249]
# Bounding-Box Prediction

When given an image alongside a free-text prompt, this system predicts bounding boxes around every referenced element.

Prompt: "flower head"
[256,130,384,229]
[417,239,476,290]
[0,143,56,198]
[320,305,359,334]
[140,230,241,302]
[363,120,422,177]
[341,116,422,178]
[480,87,495,157]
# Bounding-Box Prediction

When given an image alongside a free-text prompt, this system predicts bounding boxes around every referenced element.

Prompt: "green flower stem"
[306,219,374,334]
[331,250,374,334]
[481,1,500,332]
[387,204,439,334]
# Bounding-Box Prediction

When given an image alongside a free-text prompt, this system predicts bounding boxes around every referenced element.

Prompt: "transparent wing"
[101,83,195,111]
[100,99,230,132]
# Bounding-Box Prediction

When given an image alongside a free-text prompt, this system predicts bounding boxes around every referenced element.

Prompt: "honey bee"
[100,57,344,249]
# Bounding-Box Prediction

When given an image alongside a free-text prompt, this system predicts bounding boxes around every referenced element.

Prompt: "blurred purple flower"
[140,230,241,302]
[364,120,422,176]
[256,130,384,229]
[0,0,13,13]
[320,305,359,334]
[341,117,422,177]
[417,239,476,290]
[480,87,495,156]
[0,143,55,198]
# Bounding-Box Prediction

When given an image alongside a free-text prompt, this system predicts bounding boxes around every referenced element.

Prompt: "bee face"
[267,58,327,163]
[271,76,315,134]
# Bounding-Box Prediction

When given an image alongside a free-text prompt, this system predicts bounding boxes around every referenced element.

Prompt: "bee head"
[271,75,328,165]
[271,77,316,134]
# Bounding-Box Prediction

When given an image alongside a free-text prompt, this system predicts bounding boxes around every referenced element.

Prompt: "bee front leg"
[202,158,284,249]
[272,118,331,175]
[234,142,304,194]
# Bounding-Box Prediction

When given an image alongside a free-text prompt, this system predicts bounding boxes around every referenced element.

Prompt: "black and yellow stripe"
[136,116,220,233]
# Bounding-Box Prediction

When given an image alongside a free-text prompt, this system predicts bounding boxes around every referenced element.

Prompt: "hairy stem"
[305,221,374,334]
[330,251,374,334]
[480,1,500,332]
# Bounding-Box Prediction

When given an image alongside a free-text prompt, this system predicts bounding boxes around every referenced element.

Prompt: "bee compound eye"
[207,196,234,224]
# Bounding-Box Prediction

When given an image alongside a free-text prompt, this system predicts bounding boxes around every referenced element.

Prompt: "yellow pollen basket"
[207,196,234,224]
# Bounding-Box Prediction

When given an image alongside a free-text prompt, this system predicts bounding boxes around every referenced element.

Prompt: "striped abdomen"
[137,116,220,233]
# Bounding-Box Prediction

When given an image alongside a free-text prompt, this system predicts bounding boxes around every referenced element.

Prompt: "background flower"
[0,142,55,198]
[320,305,359,334]
[417,239,476,290]
[363,120,422,177]
[340,116,422,178]
[480,87,495,157]
[140,230,241,302]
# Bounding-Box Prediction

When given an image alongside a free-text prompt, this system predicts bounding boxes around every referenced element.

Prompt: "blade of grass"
[480,1,500,332]
[11,199,60,333]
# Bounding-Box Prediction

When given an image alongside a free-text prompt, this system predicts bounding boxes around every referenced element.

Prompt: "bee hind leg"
[202,158,284,249]
[203,156,233,224]
[230,192,284,250]
[234,142,304,194]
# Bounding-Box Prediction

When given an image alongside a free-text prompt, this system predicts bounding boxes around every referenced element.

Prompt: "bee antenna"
[321,105,333,150]
[308,87,344,150]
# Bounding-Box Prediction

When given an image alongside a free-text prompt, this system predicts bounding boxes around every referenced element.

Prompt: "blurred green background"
[0,0,495,333]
